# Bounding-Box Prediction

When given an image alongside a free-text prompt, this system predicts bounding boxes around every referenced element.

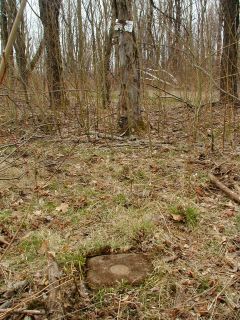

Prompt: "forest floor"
[0,101,240,319]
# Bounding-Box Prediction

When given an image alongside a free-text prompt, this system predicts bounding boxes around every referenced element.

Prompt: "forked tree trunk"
[39,0,63,108]
[220,0,239,104]
[0,0,15,84]
[114,0,143,134]
[10,0,29,104]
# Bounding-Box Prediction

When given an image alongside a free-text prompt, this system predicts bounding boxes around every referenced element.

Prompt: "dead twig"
[0,212,29,263]
[209,173,240,204]
[0,277,72,320]
[47,252,63,319]
[0,308,45,315]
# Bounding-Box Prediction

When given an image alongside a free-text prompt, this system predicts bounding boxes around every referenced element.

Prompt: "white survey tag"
[114,19,134,33]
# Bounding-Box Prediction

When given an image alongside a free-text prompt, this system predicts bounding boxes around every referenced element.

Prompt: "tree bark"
[0,0,8,52]
[101,0,116,108]
[172,0,182,69]
[39,0,64,108]
[0,0,27,84]
[114,0,143,134]
[220,0,239,104]
[9,0,29,104]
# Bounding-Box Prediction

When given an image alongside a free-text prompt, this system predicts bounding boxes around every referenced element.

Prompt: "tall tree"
[0,0,15,84]
[114,0,143,134]
[9,0,29,103]
[0,0,8,53]
[146,0,155,65]
[173,0,182,68]
[101,0,116,108]
[39,0,63,108]
[220,0,239,104]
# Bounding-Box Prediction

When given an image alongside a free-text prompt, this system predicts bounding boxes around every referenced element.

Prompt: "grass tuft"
[170,204,199,227]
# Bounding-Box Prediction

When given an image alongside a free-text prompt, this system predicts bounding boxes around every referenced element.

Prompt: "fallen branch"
[148,83,195,109]
[88,131,124,141]
[47,252,63,319]
[0,277,72,320]
[0,0,27,84]
[0,308,45,315]
[0,212,29,263]
[209,173,240,204]
[0,236,9,246]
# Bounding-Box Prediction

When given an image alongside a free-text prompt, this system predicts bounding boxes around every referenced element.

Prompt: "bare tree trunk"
[26,39,44,74]
[114,0,143,134]
[216,1,223,69]
[76,0,85,84]
[0,0,15,84]
[147,0,155,65]
[199,0,207,62]
[0,0,8,53]
[101,0,116,108]
[9,0,29,104]
[172,0,182,69]
[39,0,64,108]
[220,0,239,104]
[166,0,173,68]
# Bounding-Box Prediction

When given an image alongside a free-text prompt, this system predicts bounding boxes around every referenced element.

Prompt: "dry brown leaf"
[195,186,205,197]
[224,209,236,217]
[0,236,9,245]
[56,203,69,213]
[34,210,42,216]
[194,304,209,316]
[11,198,24,209]
[170,214,185,222]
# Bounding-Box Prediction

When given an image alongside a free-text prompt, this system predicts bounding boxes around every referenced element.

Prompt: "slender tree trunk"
[216,1,223,69]
[220,0,239,104]
[172,0,182,69]
[147,0,155,65]
[199,0,207,62]
[0,0,8,53]
[66,0,75,73]
[114,0,143,134]
[39,0,63,108]
[76,0,85,83]
[0,0,15,84]
[167,0,173,67]
[10,0,29,104]
[101,0,116,108]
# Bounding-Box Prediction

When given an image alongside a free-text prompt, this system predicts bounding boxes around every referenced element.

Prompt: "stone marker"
[86,253,152,289]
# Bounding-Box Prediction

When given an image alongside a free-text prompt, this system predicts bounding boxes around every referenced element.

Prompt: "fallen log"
[209,173,240,204]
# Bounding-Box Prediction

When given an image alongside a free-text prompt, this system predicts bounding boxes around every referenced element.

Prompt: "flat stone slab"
[86,253,152,289]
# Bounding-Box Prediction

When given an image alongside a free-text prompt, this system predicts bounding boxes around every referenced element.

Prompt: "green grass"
[57,250,86,269]
[114,193,129,206]
[20,233,44,262]
[235,213,240,231]
[170,204,199,227]
[0,209,12,222]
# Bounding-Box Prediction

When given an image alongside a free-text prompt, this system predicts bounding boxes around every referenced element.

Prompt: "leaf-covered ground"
[0,103,240,319]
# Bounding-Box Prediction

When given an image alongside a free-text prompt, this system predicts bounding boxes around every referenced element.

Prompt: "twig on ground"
[88,130,124,141]
[148,83,195,109]
[0,308,45,315]
[0,172,26,180]
[209,173,240,204]
[0,236,9,246]
[47,252,63,319]
[0,212,29,263]
[0,277,72,320]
